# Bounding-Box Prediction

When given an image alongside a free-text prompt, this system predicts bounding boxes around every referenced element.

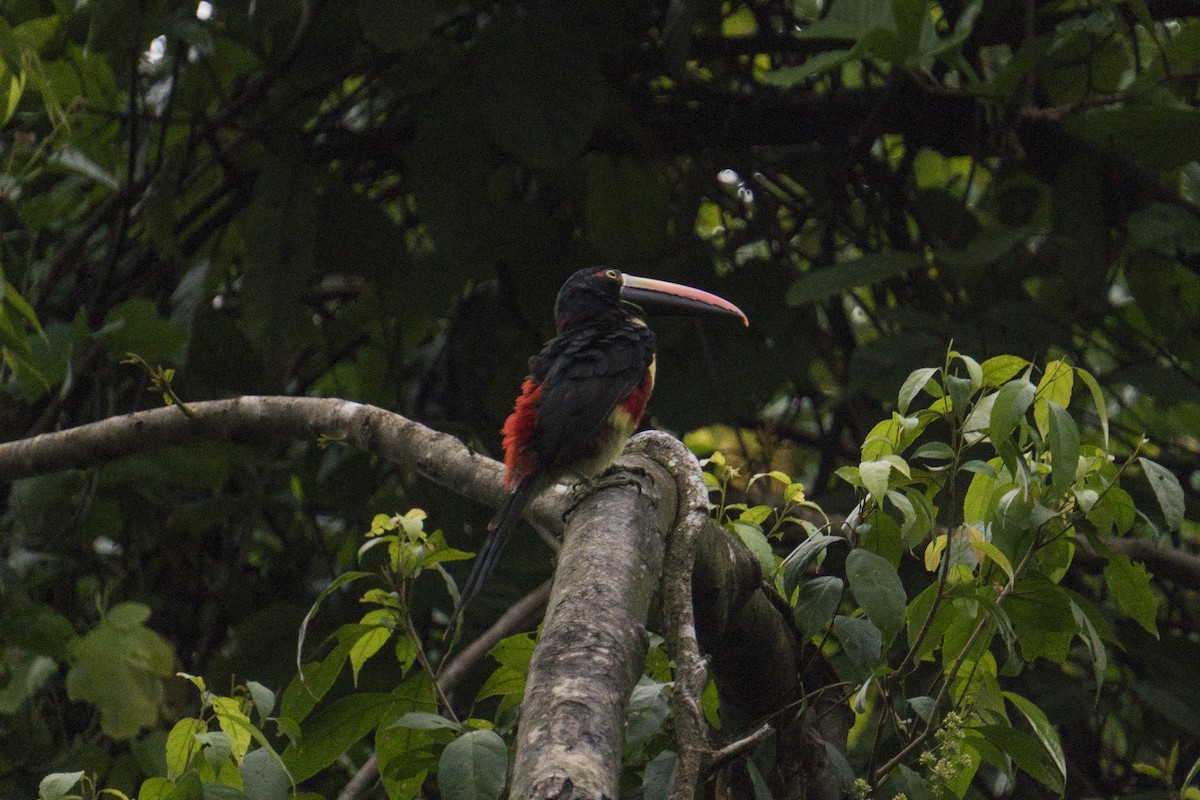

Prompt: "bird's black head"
[553,267,748,334]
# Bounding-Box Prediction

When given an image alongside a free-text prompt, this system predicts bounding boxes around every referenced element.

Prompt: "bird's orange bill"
[619,274,748,326]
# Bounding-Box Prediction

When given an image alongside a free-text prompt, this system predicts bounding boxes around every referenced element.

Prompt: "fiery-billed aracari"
[456,267,748,611]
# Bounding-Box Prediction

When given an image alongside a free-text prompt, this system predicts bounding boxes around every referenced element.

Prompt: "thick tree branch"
[510,453,676,800]
[0,396,566,533]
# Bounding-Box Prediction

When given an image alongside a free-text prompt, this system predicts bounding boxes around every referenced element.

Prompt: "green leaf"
[1069,597,1108,700]
[642,750,678,800]
[282,693,402,783]
[349,625,392,686]
[729,520,778,578]
[437,730,508,800]
[1046,402,1080,492]
[898,367,939,414]
[246,682,276,722]
[831,615,882,679]
[1138,457,1185,531]
[625,678,670,745]
[166,718,206,779]
[1074,367,1109,448]
[786,252,924,306]
[39,772,84,800]
[65,606,176,739]
[794,576,843,639]
[238,749,289,800]
[859,459,892,506]
[1034,360,1073,437]
[981,355,1030,388]
[781,534,841,596]
[97,299,187,363]
[759,48,860,86]
[845,548,906,645]
[1104,554,1160,637]
[211,696,253,763]
[1003,692,1068,789]
[976,725,1063,793]
[989,379,1035,444]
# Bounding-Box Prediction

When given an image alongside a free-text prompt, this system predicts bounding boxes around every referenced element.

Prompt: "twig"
[709,723,774,769]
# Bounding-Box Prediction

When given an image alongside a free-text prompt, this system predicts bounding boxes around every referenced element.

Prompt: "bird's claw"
[561,467,652,521]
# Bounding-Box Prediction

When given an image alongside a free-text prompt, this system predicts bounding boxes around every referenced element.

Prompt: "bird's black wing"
[530,324,654,472]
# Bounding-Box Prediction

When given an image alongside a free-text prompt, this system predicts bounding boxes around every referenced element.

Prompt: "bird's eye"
[604,268,620,280]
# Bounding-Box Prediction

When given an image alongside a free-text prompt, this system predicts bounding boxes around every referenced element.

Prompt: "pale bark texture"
[510,452,676,799]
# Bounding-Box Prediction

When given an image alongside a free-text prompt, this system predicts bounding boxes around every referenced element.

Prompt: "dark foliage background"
[0,0,1197,797]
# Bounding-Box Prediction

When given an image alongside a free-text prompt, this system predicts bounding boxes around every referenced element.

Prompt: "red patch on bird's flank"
[617,367,654,424]
[501,380,543,487]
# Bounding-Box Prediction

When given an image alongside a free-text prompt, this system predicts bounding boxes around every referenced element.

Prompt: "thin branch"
[628,432,713,800]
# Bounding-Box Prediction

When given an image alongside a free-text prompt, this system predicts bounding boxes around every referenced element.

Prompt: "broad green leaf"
[211,696,253,763]
[39,772,84,800]
[976,725,1063,793]
[859,459,892,505]
[166,718,205,779]
[246,682,276,723]
[989,379,1035,445]
[437,730,508,800]
[1138,457,1185,531]
[845,548,906,644]
[1002,579,1076,663]
[1046,402,1080,492]
[1003,692,1068,788]
[781,534,841,596]
[794,576,844,639]
[1034,360,1073,436]
[980,355,1029,388]
[1104,554,1160,637]
[626,678,670,745]
[642,750,678,800]
[65,606,176,739]
[97,299,187,363]
[897,367,938,414]
[760,48,859,86]
[282,693,402,782]
[972,539,1014,584]
[738,505,773,526]
[349,625,392,686]
[831,615,882,679]
[238,749,289,800]
[729,520,778,577]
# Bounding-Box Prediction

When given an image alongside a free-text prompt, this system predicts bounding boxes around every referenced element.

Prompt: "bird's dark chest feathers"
[501,322,656,484]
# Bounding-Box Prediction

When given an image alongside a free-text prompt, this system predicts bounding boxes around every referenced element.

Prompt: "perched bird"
[456,267,748,612]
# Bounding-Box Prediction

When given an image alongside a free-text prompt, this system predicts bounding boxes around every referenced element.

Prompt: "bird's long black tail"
[454,474,542,617]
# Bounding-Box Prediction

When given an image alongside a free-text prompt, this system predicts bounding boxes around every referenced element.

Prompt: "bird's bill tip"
[620,274,748,326]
